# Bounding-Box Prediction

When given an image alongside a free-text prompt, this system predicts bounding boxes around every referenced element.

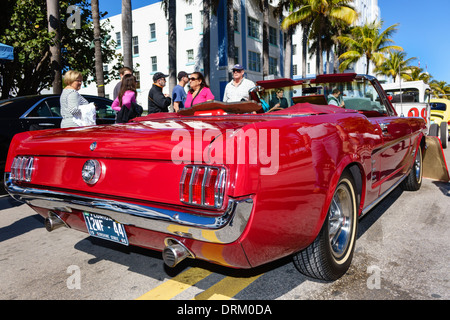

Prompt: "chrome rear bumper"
[4,173,253,244]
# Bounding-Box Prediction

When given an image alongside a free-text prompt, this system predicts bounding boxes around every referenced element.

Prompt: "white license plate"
[83,212,129,246]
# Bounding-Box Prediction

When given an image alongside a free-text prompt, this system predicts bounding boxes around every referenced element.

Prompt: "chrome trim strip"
[360,174,407,217]
[4,173,253,244]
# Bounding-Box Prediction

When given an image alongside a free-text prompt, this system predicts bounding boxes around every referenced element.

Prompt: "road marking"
[136,267,212,300]
[193,274,263,300]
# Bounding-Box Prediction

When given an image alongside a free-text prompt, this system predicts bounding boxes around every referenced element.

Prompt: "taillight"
[11,156,36,182]
[180,165,226,208]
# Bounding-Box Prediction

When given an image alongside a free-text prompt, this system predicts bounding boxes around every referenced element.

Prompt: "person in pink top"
[185,72,214,108]
[112,74,137,111]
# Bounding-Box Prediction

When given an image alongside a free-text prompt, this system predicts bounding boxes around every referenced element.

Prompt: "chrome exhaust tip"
[44,211,68,232]
[163,238,194,268]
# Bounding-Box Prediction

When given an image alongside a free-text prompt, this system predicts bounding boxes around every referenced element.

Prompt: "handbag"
[116,101,143,123]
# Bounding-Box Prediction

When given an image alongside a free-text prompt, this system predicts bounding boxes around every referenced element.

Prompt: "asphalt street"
[0,142,449,301]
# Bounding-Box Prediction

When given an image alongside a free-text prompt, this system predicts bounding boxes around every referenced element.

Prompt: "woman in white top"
[60,70,89,128]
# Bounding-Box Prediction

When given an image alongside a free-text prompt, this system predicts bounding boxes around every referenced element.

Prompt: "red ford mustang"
[4,74,427,281]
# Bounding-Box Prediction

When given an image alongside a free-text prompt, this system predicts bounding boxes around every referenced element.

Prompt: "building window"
[135,71,140,90]
[269,26,277,46]
[233,10,239,32]
[234,46,239,65]
[149,23,156,41]
[185,13,193,29]
[115,32,121,48]
[292,44,297,55]
[132,36,139,55]
[269,57,277,75]
[151,56,157,72]
[248,51,261,72]
[307,62,310,74]
[247,17,260,40]
[293,64,298,76]
[187,49,194,64]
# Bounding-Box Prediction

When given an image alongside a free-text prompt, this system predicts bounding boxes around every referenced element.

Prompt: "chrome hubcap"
[328,183,353,260]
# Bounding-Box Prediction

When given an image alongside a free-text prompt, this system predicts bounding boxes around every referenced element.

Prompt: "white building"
[81,0,287,109]
[80,0,380,109]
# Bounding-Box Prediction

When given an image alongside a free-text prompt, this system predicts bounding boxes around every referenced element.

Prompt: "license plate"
[83,212,129,246]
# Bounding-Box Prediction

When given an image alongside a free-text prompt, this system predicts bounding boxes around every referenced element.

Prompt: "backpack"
[116,101,143,123]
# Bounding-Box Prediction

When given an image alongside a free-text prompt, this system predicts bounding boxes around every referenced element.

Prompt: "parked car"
[430,98,450,149]
[0,94,116,177]
[4,74,429,281]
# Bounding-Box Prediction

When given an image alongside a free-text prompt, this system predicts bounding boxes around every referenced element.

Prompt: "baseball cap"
[231,64,244,71]
[153,72,168,82]
[177,71,188,81]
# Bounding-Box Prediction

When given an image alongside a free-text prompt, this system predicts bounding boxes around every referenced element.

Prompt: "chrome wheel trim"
[328,182,354,260]
[414,148,422,183]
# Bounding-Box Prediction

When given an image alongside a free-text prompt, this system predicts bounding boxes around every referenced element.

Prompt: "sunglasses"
[189,77,199,81]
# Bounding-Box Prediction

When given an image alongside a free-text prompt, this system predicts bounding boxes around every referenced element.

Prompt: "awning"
[0,43,14,61]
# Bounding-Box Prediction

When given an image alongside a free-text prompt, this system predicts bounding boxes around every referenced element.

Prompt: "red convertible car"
[5,74,429,281]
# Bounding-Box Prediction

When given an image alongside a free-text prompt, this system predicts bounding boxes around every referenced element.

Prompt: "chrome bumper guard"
[4,173,253,244]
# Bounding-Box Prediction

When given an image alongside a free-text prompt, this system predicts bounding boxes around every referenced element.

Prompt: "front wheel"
[293,171,358,281]
[400,146,423,191]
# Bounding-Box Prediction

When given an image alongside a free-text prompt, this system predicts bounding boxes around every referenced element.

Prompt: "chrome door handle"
[379,123,389,133]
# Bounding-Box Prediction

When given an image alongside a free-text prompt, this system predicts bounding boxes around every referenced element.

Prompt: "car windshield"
[430,102,447,111]
[258,77,388,115]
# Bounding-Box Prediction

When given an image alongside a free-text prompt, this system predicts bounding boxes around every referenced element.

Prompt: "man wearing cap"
[223,64,255,102]
[172,71,188,112]
[148,72,172,113]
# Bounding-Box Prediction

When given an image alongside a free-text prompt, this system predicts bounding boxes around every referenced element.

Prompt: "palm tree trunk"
[202,0,211,85]
[262,0,269,79]
[168,0,177,94]
[226,0,235,82]
[46,0,61,94]
[91,0,104,97]
[122,0,132,69]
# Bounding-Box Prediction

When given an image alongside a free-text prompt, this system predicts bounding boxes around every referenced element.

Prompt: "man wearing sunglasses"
[223,64,255,103]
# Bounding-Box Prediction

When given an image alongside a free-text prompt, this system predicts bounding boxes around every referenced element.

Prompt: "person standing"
[148,72,172,113]
[113,67,133,100]
[112,74,137,112]
[172,71,188,112]
[222,64,255,102]
[60,70,89,128]
[184,72,214,108]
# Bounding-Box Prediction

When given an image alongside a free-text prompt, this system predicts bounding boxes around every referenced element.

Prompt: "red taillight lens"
[11,156,36,182]
[180,165,226,208]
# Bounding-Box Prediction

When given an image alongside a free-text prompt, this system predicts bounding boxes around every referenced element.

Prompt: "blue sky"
[100,0,450,83]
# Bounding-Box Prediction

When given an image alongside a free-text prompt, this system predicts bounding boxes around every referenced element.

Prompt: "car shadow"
[432,180,450,197]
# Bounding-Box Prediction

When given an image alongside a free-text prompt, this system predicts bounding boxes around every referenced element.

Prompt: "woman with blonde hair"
[60,70,90,128]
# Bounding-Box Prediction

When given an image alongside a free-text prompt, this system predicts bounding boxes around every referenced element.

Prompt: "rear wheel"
[401,146,423,191]
[439,122,448,149]
[429,123,439,136]
[293,172,358,281]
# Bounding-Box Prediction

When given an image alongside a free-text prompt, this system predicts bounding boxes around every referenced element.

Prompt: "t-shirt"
[172,84,187,109]
[185,87,215,108]
[223,78,255,102]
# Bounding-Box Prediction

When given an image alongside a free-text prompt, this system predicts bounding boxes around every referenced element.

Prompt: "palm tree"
[408,66,431,84]
[430,80,450,99]
[122,0,132,69]
[374,51,416,82]
[91,0,105,97]
[281,0,357,74]
[46,0,61,93]
[338,20,403,74]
